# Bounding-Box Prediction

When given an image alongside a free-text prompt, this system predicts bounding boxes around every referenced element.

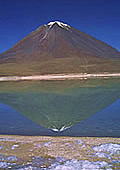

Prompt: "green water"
[0,78,120,130]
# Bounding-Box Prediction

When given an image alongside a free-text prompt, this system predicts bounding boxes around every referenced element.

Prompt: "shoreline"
[0,134,120,140]
[1,73,120,81]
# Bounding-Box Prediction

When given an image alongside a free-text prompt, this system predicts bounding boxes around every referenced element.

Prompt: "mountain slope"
[0,21,120,76]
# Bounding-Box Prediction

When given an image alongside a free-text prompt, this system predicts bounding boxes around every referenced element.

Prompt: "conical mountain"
[0,21,120,75]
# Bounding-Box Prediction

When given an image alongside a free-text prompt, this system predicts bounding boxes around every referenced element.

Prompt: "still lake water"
[0,78,120,137]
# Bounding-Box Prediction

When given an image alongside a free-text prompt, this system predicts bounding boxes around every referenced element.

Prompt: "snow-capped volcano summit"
[0,21,120,75]
[47,21,71,29]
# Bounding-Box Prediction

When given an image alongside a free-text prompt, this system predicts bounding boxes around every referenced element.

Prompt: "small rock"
[43,142,51,147]
[11,144,19,150]
[76,140,84,145]
[55,156,67,163]
[0,146,4,149]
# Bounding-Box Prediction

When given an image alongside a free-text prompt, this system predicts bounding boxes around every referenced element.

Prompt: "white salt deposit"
[95,152,109,158]
[0,146,4,149]
[0,162,15,169]
[48,159,112,170]
[11,144,19,150]
[76,139,84,145]
[93,143,120,155]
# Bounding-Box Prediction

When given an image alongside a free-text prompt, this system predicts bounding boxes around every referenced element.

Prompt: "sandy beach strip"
[0,73,120,81]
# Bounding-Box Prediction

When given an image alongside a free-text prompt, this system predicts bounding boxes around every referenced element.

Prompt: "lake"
[0,78,120,137]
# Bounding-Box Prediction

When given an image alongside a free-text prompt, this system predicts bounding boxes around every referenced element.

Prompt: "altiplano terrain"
[0,135,120,169]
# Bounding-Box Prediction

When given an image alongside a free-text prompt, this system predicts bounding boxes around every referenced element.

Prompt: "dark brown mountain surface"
[0,21,120,76]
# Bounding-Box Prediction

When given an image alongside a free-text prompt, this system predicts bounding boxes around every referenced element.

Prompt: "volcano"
[0,21,120,76]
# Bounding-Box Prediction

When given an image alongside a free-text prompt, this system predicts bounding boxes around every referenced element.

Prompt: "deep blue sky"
[0,0,120,53]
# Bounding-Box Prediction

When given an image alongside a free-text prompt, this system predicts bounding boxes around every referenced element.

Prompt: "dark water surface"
[0,78,120,136]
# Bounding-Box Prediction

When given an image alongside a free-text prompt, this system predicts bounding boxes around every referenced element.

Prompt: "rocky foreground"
[0,135,120,169]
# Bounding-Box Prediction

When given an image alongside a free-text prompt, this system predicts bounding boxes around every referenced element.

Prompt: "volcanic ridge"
[0,21,120,76]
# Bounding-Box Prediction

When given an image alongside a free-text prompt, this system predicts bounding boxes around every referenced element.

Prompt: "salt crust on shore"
[0,143,119,169]
[1,73,120,81]
[0,158,112,170]
[0,136,120,169]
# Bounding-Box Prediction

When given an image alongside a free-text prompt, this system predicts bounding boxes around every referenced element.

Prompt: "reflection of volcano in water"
[0,103,53,136]
[0,79,120,131]
[0,98,120,136]
[64,99,120,137]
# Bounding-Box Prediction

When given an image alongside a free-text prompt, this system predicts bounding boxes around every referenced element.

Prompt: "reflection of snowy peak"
[51,124,72,132]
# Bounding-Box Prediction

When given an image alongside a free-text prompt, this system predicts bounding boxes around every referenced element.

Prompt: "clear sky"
[0,0,120,53]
